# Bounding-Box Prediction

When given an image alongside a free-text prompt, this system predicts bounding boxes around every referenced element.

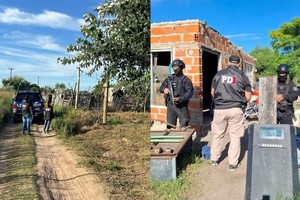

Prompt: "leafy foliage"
[0,89,15,126]
[252,17,300,85]
[2,76,31,90]
[250,45,278,77]
[268,17,300,84]
[270,17,300,55]
[54,83,67,92]
[51,107,98,138]
[57,0,150,107]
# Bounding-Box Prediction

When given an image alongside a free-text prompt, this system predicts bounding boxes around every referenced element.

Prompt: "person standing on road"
[276,64,299,124]
[22,95,34,135]
[159,59,194,129]
[210,55,252,172]
[42,101,54,134]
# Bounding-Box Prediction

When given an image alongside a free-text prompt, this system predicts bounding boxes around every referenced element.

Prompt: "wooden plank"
[150,139,182,143]
[259,76,277,124]
[150,136,185,139]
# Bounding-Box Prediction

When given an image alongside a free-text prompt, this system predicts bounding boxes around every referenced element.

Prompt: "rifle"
[167,76,175,104]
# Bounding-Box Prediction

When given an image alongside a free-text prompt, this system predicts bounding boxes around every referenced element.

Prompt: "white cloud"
[0,8,84,31]
[225,33,257,39]
[0,46,77,86]
[0,46,99,90]
[3,31,65,52]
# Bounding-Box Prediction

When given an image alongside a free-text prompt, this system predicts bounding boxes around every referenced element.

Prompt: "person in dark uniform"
[210,55,252,172]
[276,64,299,124]
[159,59,194,129]
[22,95,34,135]
[42,101,54,134]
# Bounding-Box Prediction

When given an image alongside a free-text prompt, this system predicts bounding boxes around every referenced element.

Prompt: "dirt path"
[33,124,108,200]
[187,121,256,200]
[0,122,108,199]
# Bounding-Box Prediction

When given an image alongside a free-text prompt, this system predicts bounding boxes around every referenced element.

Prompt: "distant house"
[150,19,256,134]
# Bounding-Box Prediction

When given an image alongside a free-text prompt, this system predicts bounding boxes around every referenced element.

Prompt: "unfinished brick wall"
[151,20,256,134]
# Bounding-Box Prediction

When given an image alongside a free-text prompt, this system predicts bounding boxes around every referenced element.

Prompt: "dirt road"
[187,121,256,200]
[33,124,108,200]
[0,123,108,199]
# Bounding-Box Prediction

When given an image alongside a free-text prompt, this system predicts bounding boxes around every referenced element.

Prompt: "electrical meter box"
[245,124,299,199]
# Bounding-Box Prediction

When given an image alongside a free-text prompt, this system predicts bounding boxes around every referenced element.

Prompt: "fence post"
[103,79,109,124]
[259,76,277,124]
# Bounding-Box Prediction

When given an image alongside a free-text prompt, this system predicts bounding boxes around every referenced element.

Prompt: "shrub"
[0,89,14,127]
[51,108,98,138]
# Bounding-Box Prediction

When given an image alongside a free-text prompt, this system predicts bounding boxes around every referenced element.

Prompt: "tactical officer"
[276,64,299,124]
[159,59,194,129]
[210,55,252,172]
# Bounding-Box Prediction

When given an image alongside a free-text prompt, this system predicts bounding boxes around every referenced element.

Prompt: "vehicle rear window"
[16,93,42,102]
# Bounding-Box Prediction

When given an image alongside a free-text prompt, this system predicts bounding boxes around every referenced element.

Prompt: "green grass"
[150,152,202,200]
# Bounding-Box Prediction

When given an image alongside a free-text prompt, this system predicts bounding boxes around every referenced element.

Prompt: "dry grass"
[0,127,38,199]
[63,111,150,200]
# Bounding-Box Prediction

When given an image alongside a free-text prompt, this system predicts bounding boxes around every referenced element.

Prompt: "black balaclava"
[174,67,183,76]
[278,73,287,83]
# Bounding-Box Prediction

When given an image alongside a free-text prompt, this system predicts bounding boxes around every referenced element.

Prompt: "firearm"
[167,76,175,104]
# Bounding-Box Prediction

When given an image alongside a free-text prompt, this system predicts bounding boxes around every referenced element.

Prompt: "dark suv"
[12,84,44,123]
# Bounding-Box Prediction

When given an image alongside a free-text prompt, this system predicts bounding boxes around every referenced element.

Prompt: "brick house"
[150,19,256,134]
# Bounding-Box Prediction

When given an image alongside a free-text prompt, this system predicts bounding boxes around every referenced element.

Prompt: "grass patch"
[150,152,202,200]
[104,161,122,171]
[0,128,38,199]
[107,117,123,125]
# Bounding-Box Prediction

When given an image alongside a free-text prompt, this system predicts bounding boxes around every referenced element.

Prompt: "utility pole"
[37,76,39,86]
[8,67,14,79]
[75,67,81,109]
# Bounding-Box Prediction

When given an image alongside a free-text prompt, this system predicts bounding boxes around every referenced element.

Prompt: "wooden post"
[75,67,80,109]
[102,78,109,124]
[259,76,277,124]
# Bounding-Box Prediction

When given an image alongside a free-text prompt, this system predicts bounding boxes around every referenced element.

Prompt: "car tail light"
[13,103,17,111]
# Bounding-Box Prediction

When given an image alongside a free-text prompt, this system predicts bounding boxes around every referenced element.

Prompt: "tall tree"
[58,0,150,108]
[250,45,278,77]
[270,17,300,54]
[2,76,31,91]
[270,17,300,84]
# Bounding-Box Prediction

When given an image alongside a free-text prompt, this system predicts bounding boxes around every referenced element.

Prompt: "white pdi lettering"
[221,76,236,84]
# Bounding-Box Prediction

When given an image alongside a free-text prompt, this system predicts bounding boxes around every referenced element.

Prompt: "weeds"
[51,107,98,138]
[150,152,202,200]
[0,89,14,127]
[107,117,123,125]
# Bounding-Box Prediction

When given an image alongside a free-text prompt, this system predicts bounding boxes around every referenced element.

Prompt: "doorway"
[202,50,219,125]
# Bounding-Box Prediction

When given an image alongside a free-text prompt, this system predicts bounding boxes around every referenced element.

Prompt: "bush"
[0,89,14,127]
[51,108,98,138]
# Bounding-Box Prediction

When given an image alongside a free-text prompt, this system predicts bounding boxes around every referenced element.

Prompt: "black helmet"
[277,64,289,73]
[172,59,185,69]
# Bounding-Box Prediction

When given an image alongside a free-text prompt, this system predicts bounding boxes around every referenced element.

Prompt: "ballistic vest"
[170,75,186,97]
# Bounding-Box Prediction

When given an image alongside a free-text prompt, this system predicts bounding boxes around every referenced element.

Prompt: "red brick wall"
[151,20,256,134]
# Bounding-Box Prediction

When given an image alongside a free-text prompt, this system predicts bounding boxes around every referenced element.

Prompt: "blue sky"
[151,0,300,54]
[0,0,103,91]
